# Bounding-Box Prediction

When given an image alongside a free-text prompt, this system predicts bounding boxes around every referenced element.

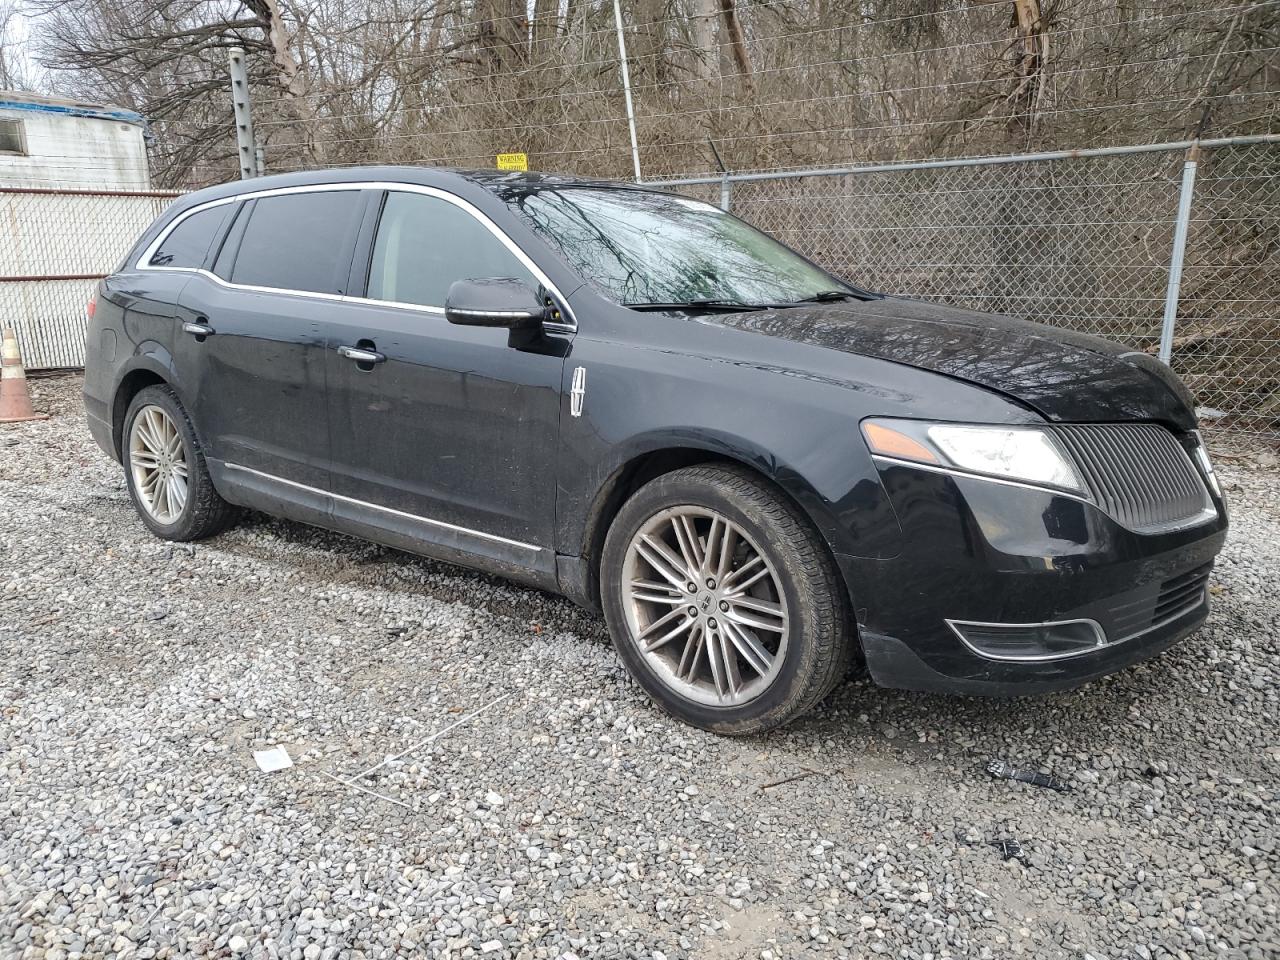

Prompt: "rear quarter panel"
[84,270,191,459]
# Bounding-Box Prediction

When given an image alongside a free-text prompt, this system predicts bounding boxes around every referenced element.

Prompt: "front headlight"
[1189,429,1223,498]
[862,418,1085,494]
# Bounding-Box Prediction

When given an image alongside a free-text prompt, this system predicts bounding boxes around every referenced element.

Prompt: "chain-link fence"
[655,136,1279,450]
[3,139,1276,448]
[0,187,180,369]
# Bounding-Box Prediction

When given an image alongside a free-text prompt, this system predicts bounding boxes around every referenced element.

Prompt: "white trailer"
[0,90,150,190]
[1,91,173,369]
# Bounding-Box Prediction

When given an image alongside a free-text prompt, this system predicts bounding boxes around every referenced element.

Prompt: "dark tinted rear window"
[230,191,363,293]
[149,205,231,268]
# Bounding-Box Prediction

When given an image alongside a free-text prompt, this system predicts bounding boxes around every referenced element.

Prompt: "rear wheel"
[122,384,238,541]
[601,464,851,734]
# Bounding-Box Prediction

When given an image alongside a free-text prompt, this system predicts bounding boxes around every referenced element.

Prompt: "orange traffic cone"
[0,328,48,423]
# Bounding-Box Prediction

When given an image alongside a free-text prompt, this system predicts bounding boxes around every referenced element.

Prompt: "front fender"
[555,338,906,568]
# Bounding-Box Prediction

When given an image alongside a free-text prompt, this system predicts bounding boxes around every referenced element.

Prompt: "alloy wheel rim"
[621,506,789,706]
[128,405,189,525]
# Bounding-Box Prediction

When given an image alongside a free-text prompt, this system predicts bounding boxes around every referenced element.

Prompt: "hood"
[701,297,1197,431]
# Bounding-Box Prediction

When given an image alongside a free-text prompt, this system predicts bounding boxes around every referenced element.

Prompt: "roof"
[0,90,146,128]
[168,165,652,212]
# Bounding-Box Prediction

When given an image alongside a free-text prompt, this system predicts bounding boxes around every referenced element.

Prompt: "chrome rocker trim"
[223,462,542,554]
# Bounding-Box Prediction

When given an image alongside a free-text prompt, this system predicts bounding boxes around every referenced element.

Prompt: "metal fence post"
[228,47,258,181]
[611,0,642,182]
[1158,142,1201,364]
[719,175,732,212]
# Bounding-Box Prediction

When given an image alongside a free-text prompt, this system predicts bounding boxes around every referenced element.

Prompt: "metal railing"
[649,135,1280,449]
[0,186,181,369]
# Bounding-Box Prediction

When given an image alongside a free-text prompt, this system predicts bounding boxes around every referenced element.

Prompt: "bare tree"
[0,1,34,90]
[21,0,1279,184]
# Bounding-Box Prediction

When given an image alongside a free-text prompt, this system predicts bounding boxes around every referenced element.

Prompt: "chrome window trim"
[871,454,1219,534]
[945,617,1106,663]
[134,180,577,332]
[223,462,542,553]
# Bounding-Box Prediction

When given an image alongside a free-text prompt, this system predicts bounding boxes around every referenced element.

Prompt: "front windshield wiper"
[784,288,879,305]
[623,299,768,312]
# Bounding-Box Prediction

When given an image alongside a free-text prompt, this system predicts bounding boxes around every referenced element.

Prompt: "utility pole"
[611,0,642,182]
[228,47,258,180]
[1158,141,1200,365]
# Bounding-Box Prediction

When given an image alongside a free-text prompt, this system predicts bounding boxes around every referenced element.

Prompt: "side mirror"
[445,278,546,329]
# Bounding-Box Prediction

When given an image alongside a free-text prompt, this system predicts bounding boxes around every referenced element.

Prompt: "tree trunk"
[718,0,752,88]
[531,0,557,52]
[475,0,526,73]
[692,0,718,83]
[1010,0,1049,129]
[253,0,326,163]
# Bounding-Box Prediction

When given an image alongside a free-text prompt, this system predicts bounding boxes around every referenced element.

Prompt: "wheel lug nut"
[706,578,716,588]
[687,582,697,593]
[708,618,717,629]
[688,606,698,616]
[719,600,729,611]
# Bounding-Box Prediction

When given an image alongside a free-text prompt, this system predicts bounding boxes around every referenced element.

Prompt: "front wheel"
[601,464,852,734]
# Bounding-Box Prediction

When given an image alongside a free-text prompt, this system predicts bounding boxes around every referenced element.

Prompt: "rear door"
[123,201,234,362]
[323,188,569,573]
[170,187,367,491]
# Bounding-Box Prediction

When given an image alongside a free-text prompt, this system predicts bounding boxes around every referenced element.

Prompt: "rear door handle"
[337,344,386,364]
[183,321,215,338]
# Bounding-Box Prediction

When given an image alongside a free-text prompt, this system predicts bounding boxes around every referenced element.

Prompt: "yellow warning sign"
[496,152,529,171]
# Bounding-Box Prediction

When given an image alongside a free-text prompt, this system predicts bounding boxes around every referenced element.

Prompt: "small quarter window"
[149,205,232,269]
[230,190,364,294]
[0,118,27,155]
[367,192,537,308]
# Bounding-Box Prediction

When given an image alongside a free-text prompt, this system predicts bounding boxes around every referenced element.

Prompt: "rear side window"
[148,205,231,268]
[229,191,363,294]
[367,192,537,308]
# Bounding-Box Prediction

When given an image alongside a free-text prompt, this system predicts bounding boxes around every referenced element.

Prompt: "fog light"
[946,618,1105,662]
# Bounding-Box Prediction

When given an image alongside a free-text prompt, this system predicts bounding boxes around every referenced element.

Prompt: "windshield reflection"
[502,187,853,307]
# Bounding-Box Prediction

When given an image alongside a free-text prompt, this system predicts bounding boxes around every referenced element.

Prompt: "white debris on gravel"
[1,375,1277,959]
[254,746,295,774]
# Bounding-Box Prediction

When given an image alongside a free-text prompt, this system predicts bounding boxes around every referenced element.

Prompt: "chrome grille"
[1052,424,1212,533]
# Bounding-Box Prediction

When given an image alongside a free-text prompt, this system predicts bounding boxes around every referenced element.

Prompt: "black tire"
[601,464,852,735]
[121,384,239,541]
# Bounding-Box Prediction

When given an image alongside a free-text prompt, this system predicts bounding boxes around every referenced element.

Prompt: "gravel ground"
[1,375,1277,960]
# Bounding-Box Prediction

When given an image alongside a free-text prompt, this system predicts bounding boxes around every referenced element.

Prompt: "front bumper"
[840,462,1227,696]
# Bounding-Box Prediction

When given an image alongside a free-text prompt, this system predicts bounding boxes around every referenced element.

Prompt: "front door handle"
[182,321,215,338]
[337,344,386,364]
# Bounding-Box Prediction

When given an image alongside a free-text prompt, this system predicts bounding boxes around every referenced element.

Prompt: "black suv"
[84,168,1228,733]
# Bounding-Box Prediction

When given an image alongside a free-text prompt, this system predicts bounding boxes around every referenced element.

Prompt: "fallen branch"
[1144,322,1240,354]
[322,772,410,809]
[758,766,826,791]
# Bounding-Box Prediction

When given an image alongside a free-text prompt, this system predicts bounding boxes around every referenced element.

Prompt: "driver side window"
[367,191,537,308]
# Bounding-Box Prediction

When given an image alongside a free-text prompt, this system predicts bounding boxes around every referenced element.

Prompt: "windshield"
[503,187,852,307]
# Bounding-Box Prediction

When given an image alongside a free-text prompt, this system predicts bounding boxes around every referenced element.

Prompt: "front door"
[324,189,568,575]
